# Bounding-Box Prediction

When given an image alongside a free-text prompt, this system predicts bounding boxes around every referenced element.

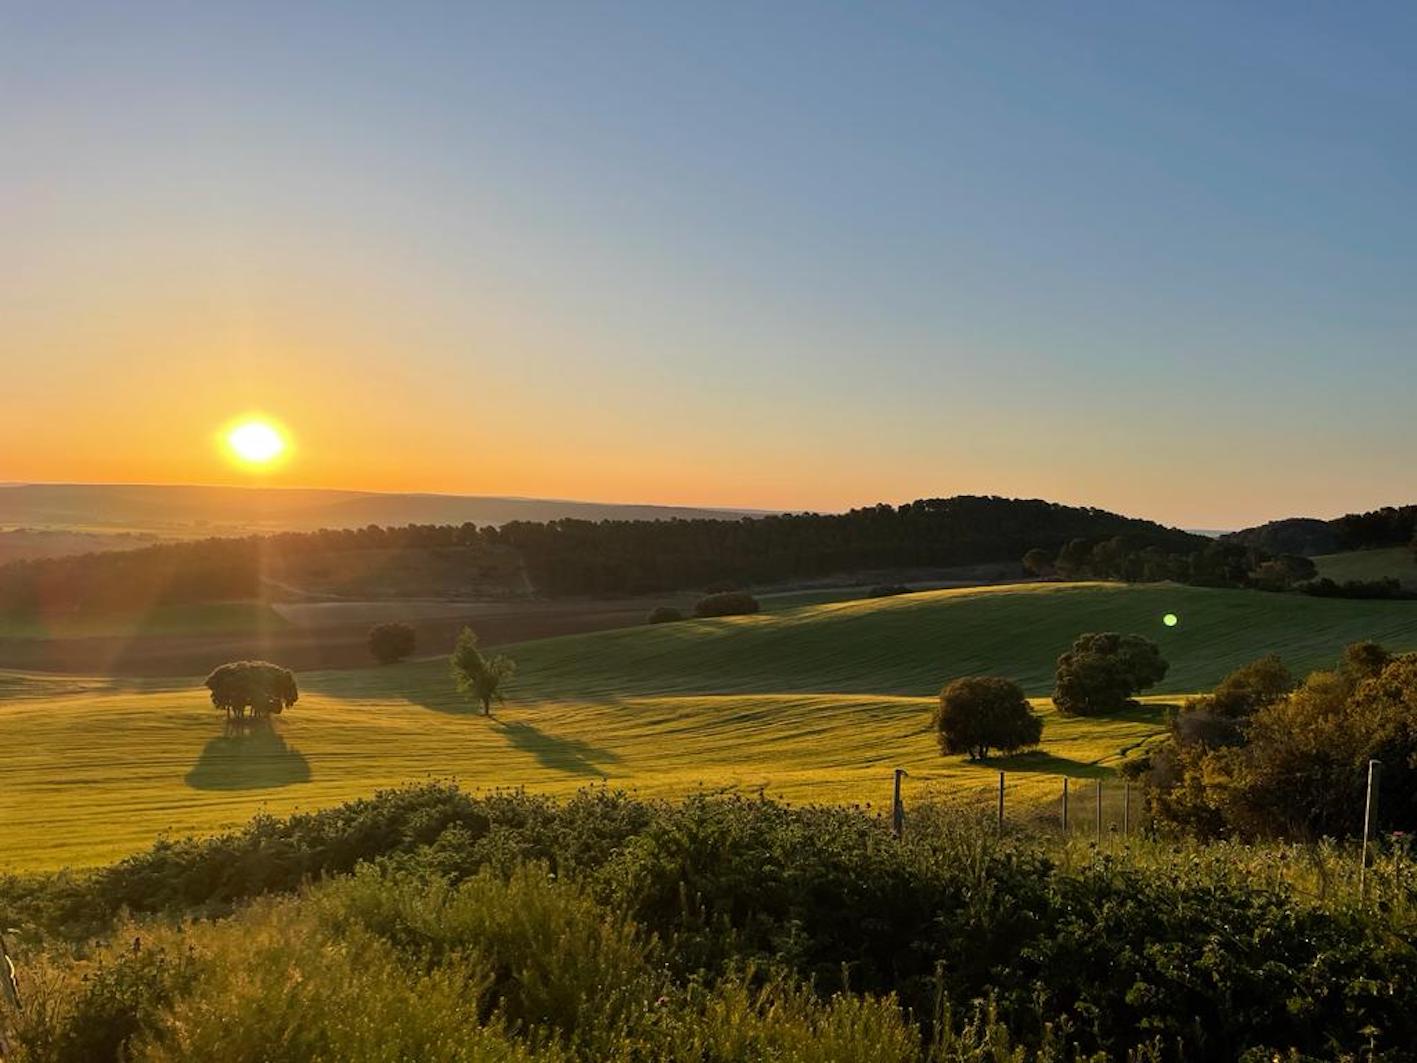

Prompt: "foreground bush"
[1151,648,1417,840]
[693,591,760,618]
[4,785,1416,1059]
[7,865,918,1062]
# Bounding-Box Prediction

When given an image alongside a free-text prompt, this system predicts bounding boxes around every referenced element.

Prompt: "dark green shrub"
[693,591,760,618]
[368,621,416,664]
[1053,632,1167,716]
[866,584,909,598]
[934,677,1042,760]
[647,606,684,624]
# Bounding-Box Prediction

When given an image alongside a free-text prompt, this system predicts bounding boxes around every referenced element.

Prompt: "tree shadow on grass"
[986,750,1108,779]
[495,720,623,777]
[186,721,311,791]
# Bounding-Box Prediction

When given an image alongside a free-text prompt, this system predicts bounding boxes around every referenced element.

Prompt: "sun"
[225,419,288,467]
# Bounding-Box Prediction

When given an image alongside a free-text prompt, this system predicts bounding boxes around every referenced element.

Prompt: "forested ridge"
[1225,503,1417,556]
[0,496,1203,610]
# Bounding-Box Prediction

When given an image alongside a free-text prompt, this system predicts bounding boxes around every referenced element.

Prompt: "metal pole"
[1062,777,1069,834]
[1095,778,1103,844]
[892,768,908,839]
[1360,759,1382,900]
[997,771,1005,834]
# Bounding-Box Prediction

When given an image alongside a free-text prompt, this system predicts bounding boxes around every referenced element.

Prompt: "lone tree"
[934,676,1043,760]
[369,621,417,664]
[204,661,298,723]
[450,626,516,716]
[1053,632,1168,716]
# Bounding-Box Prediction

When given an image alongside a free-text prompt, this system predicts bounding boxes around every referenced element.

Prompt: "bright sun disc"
[227,420,286,464]
[1163,613,1179,627]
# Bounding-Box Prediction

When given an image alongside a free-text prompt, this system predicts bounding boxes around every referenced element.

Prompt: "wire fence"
[890,760,1389,903]
[894,771,1151,842]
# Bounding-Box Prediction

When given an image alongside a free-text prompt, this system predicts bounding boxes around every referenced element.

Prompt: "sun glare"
[225,419,287,466]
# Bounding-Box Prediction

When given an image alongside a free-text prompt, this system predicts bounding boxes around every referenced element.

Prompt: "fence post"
[997,771,1005,834]
[891,768,908,839]
[1095,779,1103,844]
[1360,759,1382,900]
[0,928,19,1013]
[1062,777,1069,834]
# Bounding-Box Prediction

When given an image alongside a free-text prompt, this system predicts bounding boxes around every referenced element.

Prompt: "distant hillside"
[1226,505,1417,556]
[0,483,763,559]
[1221,517,1341,556]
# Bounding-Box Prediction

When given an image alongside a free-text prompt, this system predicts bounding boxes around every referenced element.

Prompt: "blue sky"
[3,2,1414,527]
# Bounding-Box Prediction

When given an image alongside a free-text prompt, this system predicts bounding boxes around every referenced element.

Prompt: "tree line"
[0,496,1206,611]
[487,496,1206,595]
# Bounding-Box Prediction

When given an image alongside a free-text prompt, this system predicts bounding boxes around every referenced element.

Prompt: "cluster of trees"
[203,661,298,723]
[1023,536,1317,590]
[1133,642,1417,839]
[933,632,1168,759]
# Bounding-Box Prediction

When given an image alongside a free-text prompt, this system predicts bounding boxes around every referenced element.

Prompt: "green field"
[1314,547,1417,589]
[5,580,1417,870]
[0,601,288,639]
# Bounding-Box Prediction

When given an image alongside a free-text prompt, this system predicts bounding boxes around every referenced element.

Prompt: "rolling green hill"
[5,581,1417,870]
[1313,547,1417,589]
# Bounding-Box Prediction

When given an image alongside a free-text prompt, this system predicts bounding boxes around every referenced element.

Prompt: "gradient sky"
[4,2,1415,528]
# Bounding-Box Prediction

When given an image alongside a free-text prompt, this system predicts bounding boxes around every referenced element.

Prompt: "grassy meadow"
[5,580,1417,869]
[1314,545,1417,588]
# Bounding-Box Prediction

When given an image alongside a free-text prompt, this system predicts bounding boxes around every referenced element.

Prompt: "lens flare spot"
[1163,613,1179,627]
